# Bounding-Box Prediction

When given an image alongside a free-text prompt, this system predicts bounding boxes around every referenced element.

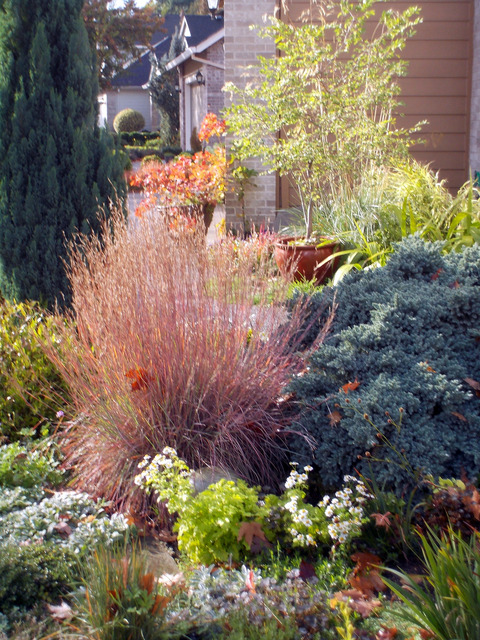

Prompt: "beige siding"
[279,0,473,203]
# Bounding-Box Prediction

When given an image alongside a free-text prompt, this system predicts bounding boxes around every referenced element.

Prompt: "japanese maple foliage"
[130,113,226,228]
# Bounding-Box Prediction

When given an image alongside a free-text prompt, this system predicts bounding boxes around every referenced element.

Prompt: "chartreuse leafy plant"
[385,527,480,640]
[0,299,70,443]
[0,442,63,488]
[289,236,480,492]
[225,0,422,238]
[135,448,372,564]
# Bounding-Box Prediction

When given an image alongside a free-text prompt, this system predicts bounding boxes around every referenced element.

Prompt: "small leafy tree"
[225,0,423,238]
[82,0,164,91]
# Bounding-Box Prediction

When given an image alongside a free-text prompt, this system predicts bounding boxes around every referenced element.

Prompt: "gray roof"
[111,14,181,88]
[182,14,224,48]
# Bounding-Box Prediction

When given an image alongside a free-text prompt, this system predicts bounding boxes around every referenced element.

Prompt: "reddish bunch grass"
[48,211,315,510]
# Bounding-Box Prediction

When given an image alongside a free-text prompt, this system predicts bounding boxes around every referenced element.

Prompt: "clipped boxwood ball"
[113,108,145,133]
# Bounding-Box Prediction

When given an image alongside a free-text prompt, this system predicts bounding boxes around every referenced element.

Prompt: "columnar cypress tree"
[0,0,126,307]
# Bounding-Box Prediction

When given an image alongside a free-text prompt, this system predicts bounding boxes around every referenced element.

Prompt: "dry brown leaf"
[465,378,480,397]
[332,589,381,618]
[451,411,467,422]
[341,378,360,394]
[463,486,480,520]
[328,409,343,426]
[237,521,270,549]
[53,521,72,538]
[349,552,386,597]
[245,569,256,593]
[349,570,386,597]
[47,601,73,621]
[351,551,382,572]
[376,627,398,639]
[370,512,392,530]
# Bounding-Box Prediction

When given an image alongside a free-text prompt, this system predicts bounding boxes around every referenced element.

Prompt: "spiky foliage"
[45,211,315,509]
[0,0,125,308]
[288,236,480,491]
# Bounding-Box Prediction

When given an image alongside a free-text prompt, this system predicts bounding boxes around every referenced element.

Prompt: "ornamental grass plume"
[47,209,316,510]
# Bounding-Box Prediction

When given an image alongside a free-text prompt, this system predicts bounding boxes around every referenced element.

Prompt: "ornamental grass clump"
[47,209,314,509]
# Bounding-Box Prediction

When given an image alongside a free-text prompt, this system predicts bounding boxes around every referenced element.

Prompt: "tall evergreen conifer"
[0,0,125,307]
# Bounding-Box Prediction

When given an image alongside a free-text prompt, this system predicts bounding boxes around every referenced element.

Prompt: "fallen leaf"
[249,534,273,554]
[376,627,397,639]
[47,601,73,621]
[464,377,480,397]
[449,280,460,289]
[351,551,382,572]
[125,367,150,391]
[451,411,467,422]
[419,630,435,640]
[370,512,392,530]
[328,409,343,426]
[53,521,72,538]
[237,521,270,550]
[349,570,386,597]
[341,378,360,394]
[299,559,317,582]
[245,569,256,593]
[431,268,443,281]
[333,589,381,618]
[349,552,386,597]
[463,486,480,519]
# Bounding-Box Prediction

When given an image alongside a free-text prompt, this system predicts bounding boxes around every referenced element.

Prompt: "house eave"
[165,27,224,70]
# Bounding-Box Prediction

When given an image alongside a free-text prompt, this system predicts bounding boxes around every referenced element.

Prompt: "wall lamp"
[195,70,205,85]
[207,0,220,19]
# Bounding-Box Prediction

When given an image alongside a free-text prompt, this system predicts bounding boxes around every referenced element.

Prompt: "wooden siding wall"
[279,0,473,209]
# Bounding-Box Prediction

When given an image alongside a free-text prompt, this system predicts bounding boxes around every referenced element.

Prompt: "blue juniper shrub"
[288,236,480,492]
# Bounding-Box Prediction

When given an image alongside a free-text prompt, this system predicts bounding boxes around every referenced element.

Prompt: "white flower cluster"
[134,447,194,514]
[284,463,313,489]
[0,489,130,554]
[281,464,318,547]
[320,475,373,544]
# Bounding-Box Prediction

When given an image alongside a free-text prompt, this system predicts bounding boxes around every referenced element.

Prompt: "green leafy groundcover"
[289,236,480,491]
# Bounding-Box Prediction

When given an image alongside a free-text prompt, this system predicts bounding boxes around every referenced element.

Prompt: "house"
[98,14,182,131]
[170,0,480,230]
[166,14,225,150]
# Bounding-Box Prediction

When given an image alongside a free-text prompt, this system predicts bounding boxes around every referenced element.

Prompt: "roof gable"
[111,14,181,89]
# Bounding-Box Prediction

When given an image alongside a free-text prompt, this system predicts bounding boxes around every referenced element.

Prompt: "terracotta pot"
[274,236,339,285]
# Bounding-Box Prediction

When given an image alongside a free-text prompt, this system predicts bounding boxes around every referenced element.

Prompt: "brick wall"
[224,0,277,231]
[206,40,225,116]
[470,0,480,173]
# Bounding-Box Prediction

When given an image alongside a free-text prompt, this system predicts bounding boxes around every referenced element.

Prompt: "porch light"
[195,70,205,85]
[206,0,220,19]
